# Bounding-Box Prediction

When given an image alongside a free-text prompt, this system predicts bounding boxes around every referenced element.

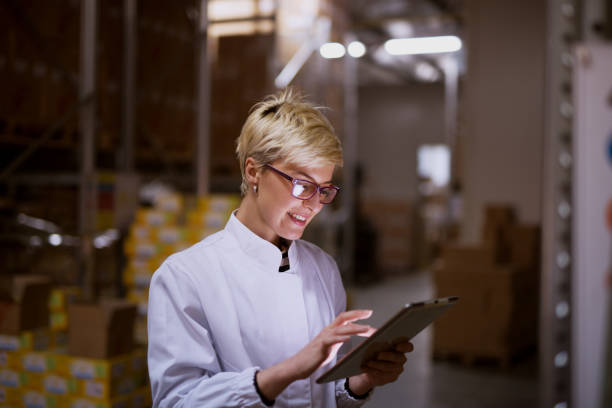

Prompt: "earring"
[253,185,258,193]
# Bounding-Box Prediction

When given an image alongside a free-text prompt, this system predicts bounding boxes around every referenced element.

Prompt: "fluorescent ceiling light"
[384,35,462,56]
[347,41,366,58]
[414,61,440,82]
[208,0,275,21]
[319,42,345,59]
[208,20,274,37]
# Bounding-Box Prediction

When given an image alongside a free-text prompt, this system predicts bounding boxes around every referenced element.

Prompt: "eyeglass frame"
[263,164,340,204]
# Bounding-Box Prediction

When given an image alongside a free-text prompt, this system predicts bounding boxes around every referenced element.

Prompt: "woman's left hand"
[347,341,414,395]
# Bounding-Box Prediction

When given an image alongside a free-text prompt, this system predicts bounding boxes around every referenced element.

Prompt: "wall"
[459,0,546,242]
[357,83,446,272]
[357,83,446,202]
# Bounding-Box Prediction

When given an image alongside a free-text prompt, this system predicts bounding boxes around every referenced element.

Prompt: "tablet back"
[316,297,458,383]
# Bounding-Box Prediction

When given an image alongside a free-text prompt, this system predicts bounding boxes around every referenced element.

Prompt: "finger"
[333,310,372,326]
[376,351,407,364]
[335,323,374,336]
[322,334,351,347]
[394,342,414,353]
[355,326,377,337]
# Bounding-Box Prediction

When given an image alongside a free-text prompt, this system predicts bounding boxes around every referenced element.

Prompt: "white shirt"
[147,213,368,407]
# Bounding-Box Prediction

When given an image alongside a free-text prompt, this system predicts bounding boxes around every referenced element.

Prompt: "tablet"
[316,296,458,383]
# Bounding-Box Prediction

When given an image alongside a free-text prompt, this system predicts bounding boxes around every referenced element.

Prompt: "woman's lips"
[288,212,307,225]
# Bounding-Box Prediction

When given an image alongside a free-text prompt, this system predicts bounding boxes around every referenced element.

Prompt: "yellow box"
[0,369,21,388]
[157,226,186,245]
[134,209,177,227]
[0,350,21,369]
[18,351,64,374]
[75,373,145,401]
[43,373,77,395]
[18,389,70,408]
[186,210,231,231]
[196,195,240,213]
[0,385,20,404]
[126,290,148,318]
[128,225,153,241]
[122,269,153,289]
[154,193,184,213]
[50,312,68,331]
[133,318,147,346]
[59,354,132,381]
[0,369,43,390]
[49,287,81,313]
[50,330,68,349]
[68,394,130,408]
[0,329,51,352]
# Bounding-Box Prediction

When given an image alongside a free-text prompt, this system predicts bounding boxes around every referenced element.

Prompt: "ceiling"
[346,0,464,85]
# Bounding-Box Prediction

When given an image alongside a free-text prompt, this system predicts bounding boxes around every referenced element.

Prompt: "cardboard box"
[482,204,516,230]
[442,245,498,271]
[130,386,152,408]
[49,286,82,313]
[19,389,71,408]
[18,351,63,374]
[68,394,130,408]
[0,275,51,335]
[0,369,43,390]
[509,225,541,270]
[75,374,145,400]
[433,264,538,358]
[60,354,132,380]
[43,373,77,395]
[0,385,20,405]
[0,329,52,352]
[0,351,20,370]
[68,301,137,359]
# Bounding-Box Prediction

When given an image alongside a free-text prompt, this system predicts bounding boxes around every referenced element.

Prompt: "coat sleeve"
[147,260,267,408]
[323,255,371,407]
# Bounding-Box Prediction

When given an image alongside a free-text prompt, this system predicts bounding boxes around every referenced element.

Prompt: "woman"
[147,89,413,407]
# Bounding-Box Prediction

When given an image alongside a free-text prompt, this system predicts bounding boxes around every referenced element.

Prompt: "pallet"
[433,345,534,370]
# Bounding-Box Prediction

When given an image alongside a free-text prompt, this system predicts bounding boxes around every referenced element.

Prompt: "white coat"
[147,213,367,407]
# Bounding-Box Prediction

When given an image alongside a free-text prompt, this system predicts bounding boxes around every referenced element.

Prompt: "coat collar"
[225,211,300,274]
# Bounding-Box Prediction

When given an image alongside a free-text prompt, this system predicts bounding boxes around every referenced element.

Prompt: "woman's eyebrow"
[296,171,332,185]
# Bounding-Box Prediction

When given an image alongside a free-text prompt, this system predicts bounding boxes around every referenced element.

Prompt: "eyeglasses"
[264,164,340,204]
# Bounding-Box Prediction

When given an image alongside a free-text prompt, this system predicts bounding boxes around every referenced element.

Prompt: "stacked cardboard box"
[0,347,149,408]
[48,286,81,350]
[123,193,240,344]
[433,204,540,366]
[0,278,150,407]
[361,199,414,274]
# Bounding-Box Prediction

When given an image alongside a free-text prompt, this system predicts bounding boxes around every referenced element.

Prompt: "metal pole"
[541,0,580,406]
[121,0,137,172]
[341,33,358,284]
[442,56,458,175]
[196,0,210,196]
[79,0,98,300]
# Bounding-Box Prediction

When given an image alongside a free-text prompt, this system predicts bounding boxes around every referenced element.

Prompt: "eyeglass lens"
[291,181,337,204]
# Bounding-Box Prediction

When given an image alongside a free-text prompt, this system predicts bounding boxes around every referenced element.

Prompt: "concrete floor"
[346,271,539,408]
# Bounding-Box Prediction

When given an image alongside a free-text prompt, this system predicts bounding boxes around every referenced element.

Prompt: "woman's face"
[252,160,335,245]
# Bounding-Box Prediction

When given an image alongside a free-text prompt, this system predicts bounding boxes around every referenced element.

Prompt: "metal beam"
[541,0,580,406]
[120,0,137,172]
[341,33,359,284]
[79,0,98,300]
[196,0,210,196]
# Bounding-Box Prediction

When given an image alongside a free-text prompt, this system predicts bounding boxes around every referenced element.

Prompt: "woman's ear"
[244,157,260,188]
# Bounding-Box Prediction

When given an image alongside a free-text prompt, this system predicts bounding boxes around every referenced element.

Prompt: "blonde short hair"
[236,88,343,195]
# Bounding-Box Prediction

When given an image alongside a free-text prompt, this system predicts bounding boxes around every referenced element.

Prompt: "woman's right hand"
[255,310,374,401]
[291,309,375,379]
